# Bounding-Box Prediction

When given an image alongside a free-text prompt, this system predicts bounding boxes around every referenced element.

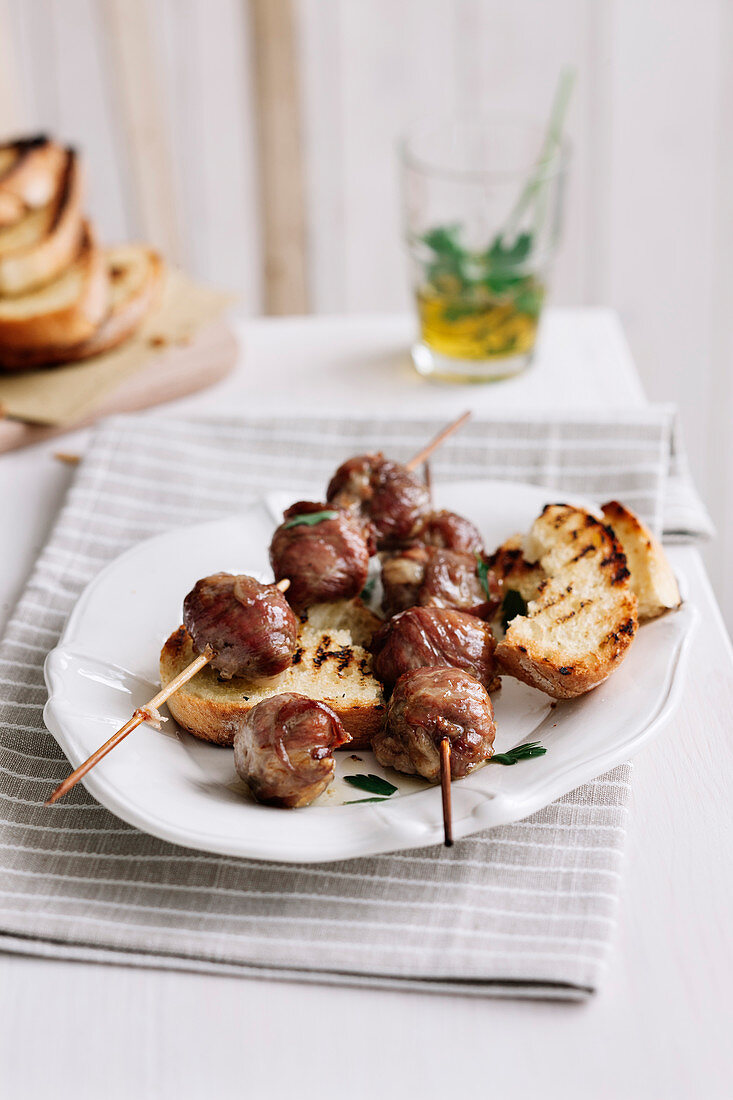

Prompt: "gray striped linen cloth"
[0,409,710,1000]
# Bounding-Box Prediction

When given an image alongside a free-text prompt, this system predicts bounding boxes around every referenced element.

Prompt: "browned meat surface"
[413,510,485,554]
[381,545,431,617]
[381,546,501,619]
[420,549,493,614]
[233,693,350,807]
[183,572,297,679]
[373,667,496,781]
[371,606,497,688]
[327,453,430,544]
[269,501,371,612]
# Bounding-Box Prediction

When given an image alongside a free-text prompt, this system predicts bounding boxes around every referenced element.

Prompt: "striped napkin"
[0,410,709,999]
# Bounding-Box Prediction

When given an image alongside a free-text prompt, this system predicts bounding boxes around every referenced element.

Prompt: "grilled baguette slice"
[160,601,386,750]
[0,148,84,296]
[487,533,546,605]
[0,245,164,370]
[601,500,681,621]
[299,596,381,648]
[0,222,108,351]
[0,136,67,227]
[495,504,638,698]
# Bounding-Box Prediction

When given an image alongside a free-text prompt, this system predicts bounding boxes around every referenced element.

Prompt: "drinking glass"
[401,116,568,382]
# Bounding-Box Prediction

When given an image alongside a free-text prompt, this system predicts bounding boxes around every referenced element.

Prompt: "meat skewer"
[270,501,372,611]
[45,577,293,805]
[371,606,498,690]
[234,693,350,807]
[372,667,496,843]
[381,545,500,619]
[326,411,472,548]
[439,738,453,847]
[46,414,474,807]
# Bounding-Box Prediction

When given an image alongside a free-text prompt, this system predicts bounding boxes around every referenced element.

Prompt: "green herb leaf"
[491,741,547,766]
[422,224,464,258]
[485,231,533,269]
[283,510,338,529]
[344,773,398,797]
[360,576,377,602]
[343,796,391,805]
[475,555,491,599]
[501,588,528,630]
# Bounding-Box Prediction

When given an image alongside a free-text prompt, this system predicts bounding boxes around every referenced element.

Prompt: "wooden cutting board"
[0,320,237,454]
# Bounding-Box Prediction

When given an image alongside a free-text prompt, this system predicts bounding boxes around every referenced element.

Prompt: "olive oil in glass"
[401,73,572,382]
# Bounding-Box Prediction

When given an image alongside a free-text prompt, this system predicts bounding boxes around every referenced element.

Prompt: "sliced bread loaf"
[0,244,163,370]
[160,602,386,750]
[0,148,84,296]
[494,504,638,698]
[601,501,681,621]
[0,222,108,351]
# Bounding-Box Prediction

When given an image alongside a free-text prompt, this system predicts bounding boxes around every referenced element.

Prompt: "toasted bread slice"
[487,534,546,604]
[0,245,164,370]
[601,501,681,621]
[494,504,638,698]
[160,614,386,751]
[0,222,108,351]
[0,148,84,296]
[0,136,68,227]
[299,597,381,648]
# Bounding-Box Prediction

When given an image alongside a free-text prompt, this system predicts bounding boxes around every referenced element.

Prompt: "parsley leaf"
[344,774,398,797]
[491,741,547,766]
[501,588,528,630]
[475,555,492,598]
[283,510,338,529]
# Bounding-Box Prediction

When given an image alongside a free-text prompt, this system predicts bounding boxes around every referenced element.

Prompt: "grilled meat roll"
[373,667,496,781]
[233,693,350,808]
[270,501,371,612]
[407,509,485,555]
[371,606,497,689]
[183,572,298,680]
[327,453,430,546]
[381,546,500,619]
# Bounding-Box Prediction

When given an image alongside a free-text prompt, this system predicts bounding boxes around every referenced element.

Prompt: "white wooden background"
[1,0,730,631]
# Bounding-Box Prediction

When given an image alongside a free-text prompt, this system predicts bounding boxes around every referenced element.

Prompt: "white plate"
[44,480,697,863]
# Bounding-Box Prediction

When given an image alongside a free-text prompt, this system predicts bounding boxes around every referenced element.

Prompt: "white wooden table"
[1,310,731,1100]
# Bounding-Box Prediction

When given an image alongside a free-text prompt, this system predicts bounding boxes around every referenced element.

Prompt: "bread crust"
[601,500,681,621]
[0,137,67,227]
[495,604,637,698]
[0,246,164,370]
[0,222,109,350]
[160,624,386,751]
[0,149,85,296]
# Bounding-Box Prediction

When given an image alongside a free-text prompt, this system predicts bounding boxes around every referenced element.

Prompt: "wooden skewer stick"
[405,410,472,472]
[44,647,214,805]
[45,578,292,806]
[439,737,453,847]
[423,459,433,506]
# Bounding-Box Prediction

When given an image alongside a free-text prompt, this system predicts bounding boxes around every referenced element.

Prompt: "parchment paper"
[0,269,234,426]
